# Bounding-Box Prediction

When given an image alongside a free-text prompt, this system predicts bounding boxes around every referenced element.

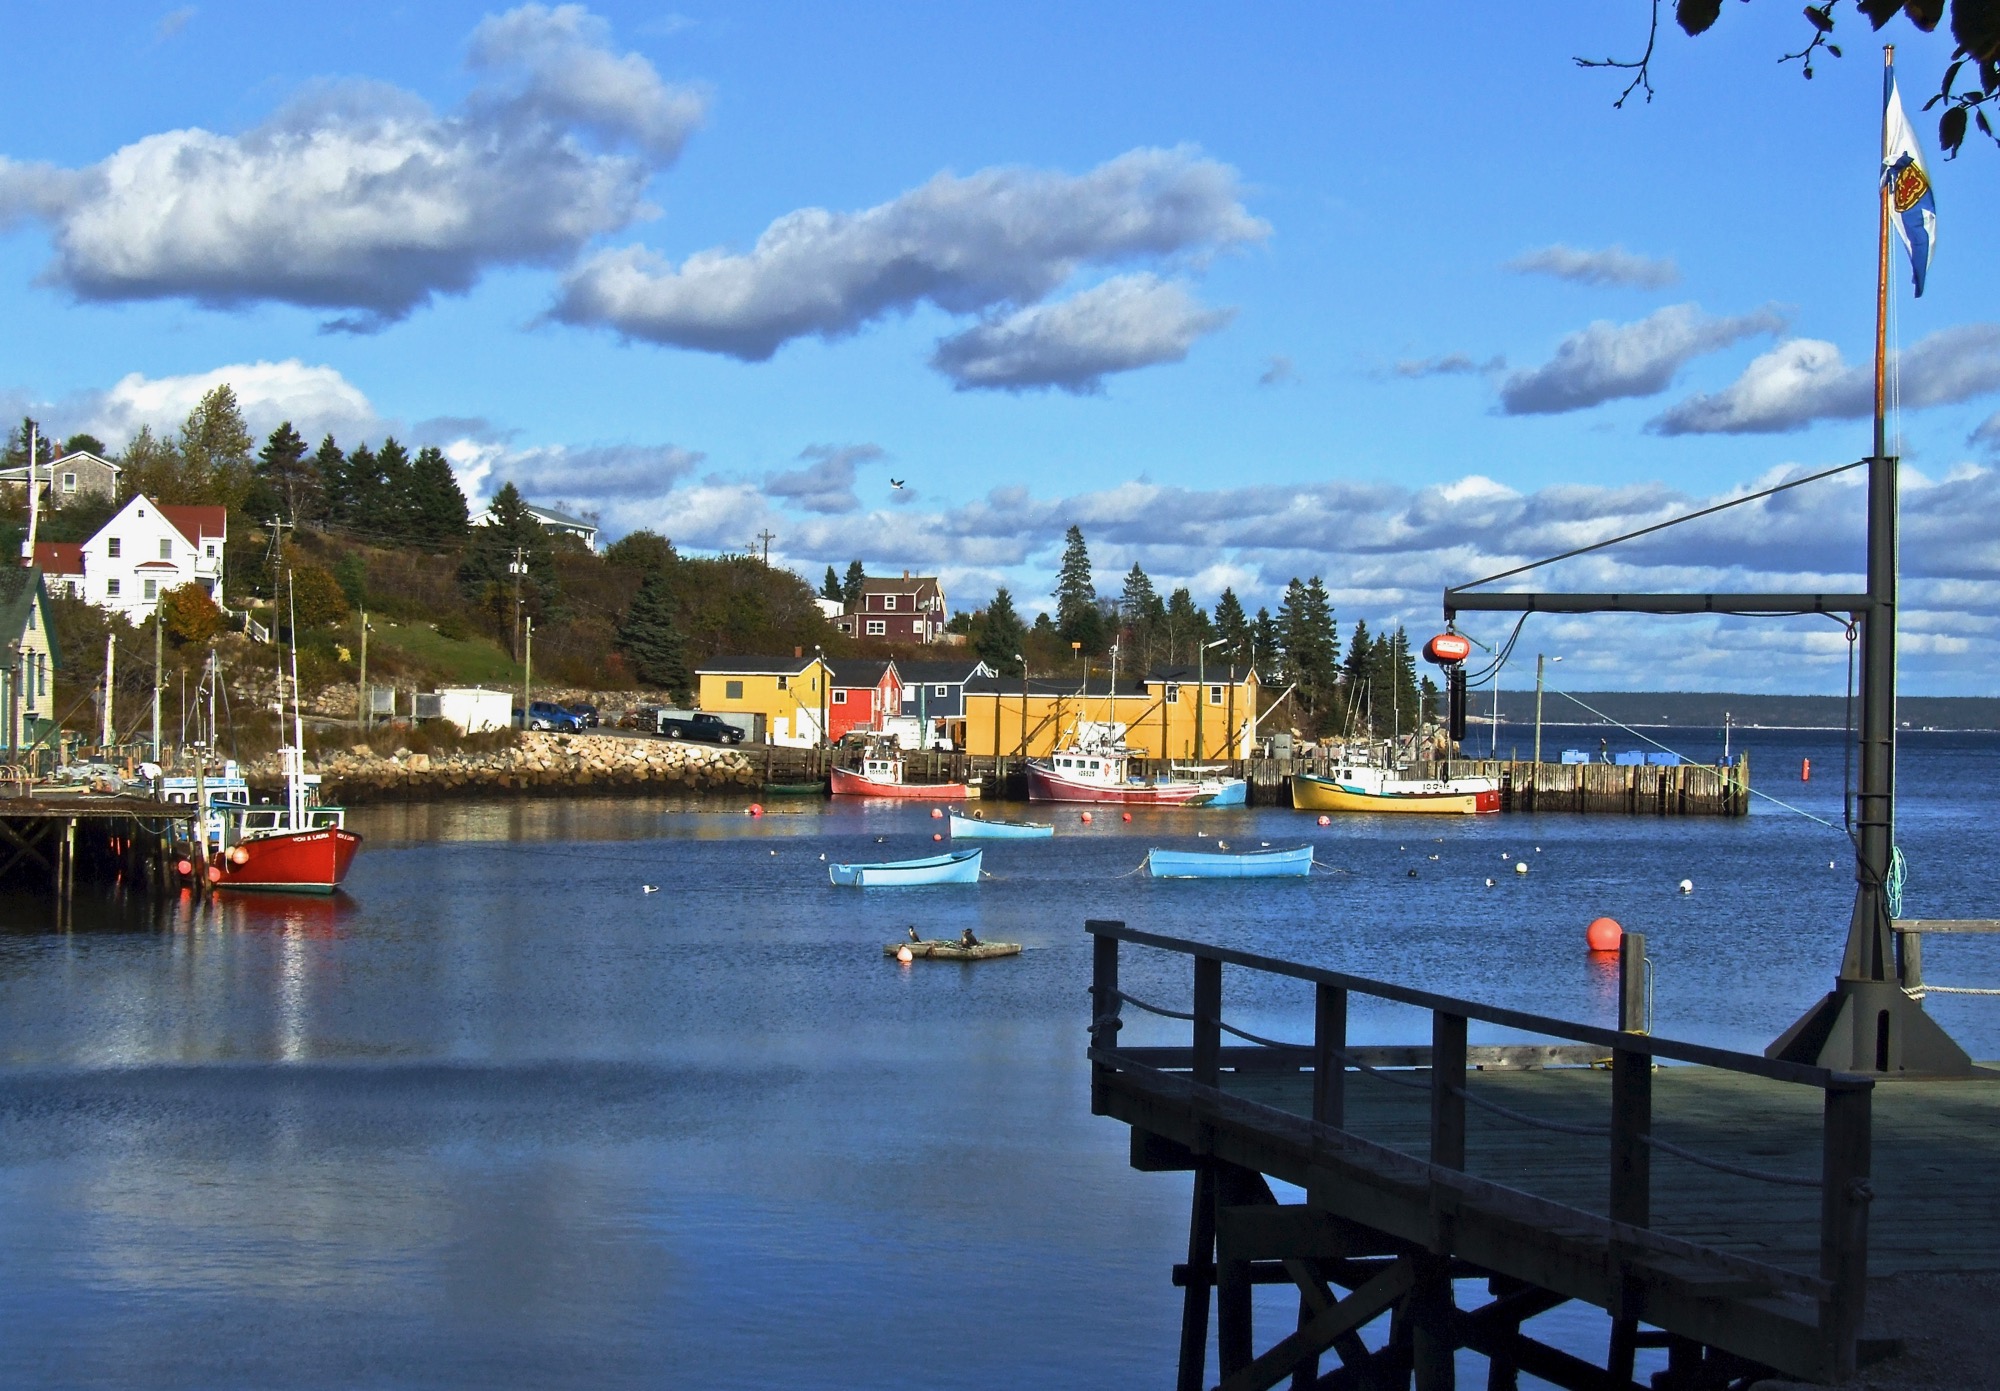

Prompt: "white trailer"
[435,686,515,734]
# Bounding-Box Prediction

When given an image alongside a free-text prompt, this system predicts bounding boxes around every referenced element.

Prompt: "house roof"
[894,658,991,685]
[857,574,941,597]
[1145,666,1259,685]
[964,674,1153,697]
[0,568,59,668]
[33,542,83,576]
[522,503,597,531]
[0,450,119,483]
[697,653,826,676]
[827,659,894,688]
[159,504,227,543]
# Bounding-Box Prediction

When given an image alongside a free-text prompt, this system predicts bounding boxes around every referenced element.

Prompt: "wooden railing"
[1087,920,1877,1381]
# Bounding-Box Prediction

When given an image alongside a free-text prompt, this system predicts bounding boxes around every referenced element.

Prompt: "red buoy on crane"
[1424,632,1472,665]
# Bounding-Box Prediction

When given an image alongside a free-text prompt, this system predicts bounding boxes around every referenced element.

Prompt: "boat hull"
[1026,763,1245,806]
[828,849,983,886]
[829,767,969,800]
[1148,846,1314,879]
[217,826,363,893]
[949,813,1054,839]
[1290,774,1499,815]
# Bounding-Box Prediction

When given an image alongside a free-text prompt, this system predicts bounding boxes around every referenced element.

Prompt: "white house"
[76,496,227,625]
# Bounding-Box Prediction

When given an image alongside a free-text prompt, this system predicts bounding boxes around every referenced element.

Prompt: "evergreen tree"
[976,588,1029,675]
[309,436,346,526]
[842,559,866,607]
[63,433,108,458]
[373,438,416,537]
[458,481,554,610]
[619,572,692,697]
[1279,577,1340,732]
[1343,619,1376,733]
[251,422,315,526]
[1161,587,1210,667]
[1054,524,1102,654]
[1212,588,1251,667]
[1119,564,1164,668]
[821,565,843,602]
[5,418,56,469]
[1252,607,1281,681]
[409,445,470,543]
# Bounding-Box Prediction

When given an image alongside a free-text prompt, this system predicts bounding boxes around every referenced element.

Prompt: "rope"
[1907,985,2000,998]
[1545,686,1841,829]
[1114,856,1152,878]
[1448,1084,1611,1139]
[1886,845,1906,920]
[1641,1133,1821,1189]
[1111,989,1197,1023]
[1219,1019,1298,1049]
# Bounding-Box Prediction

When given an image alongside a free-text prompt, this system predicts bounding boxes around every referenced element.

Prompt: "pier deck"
[1088,921,2000,1389]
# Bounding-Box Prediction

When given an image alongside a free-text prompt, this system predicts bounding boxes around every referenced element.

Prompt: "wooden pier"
[0,791,201,919]
[1087,920,2000,1389]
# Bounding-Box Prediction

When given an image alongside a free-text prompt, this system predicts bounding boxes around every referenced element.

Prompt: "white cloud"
[155,6,196,43]
[550,145,1266,367]
[1653,324,2000,435]
[0,5,703,326]
[79,359,378,445]
[1498,304,1787,415]
[1506,243,1680,289]
[1257,355,1298,387]
[1394,352,1504,379]
[929,274,1233,393]
[763,443,881,514]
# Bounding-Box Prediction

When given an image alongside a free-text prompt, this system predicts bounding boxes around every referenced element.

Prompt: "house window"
[1210,685,1224,704]
[776,675,789,691]
[1164,684,1179,704]
[144,579,158,600]
[882,595,897,610]
[107,579,121,597]
[832,690,847,705]
[866,620,886,636]
[725,680,744,700]
[159,539,173,560]
[107,538,121,558]
[205,544,216,558]
[61,473,75,492]
[934,685,948,698]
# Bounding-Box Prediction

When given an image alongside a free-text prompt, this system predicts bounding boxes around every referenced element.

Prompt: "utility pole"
[521,616,533,726]
[756,529,776,565]
[1533,654,1561,766]
[151,596,164,762]
[508,548,528,660]
[357,610,369,731]
[101,633,116,749]
[20,423,37,568]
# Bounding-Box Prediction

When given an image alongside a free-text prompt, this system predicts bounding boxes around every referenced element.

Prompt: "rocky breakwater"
[291,733,761,804]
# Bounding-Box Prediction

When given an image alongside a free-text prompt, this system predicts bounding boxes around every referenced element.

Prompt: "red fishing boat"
[829,751,968,800]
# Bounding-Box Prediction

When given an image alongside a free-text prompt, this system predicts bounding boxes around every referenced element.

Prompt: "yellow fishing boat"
[1290,766,1499,815]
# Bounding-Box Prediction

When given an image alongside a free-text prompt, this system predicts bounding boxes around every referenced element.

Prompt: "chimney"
[902,569,909,580]
[794,646,803,659]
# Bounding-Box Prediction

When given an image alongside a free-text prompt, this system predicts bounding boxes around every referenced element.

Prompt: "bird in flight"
[889,478,905,489]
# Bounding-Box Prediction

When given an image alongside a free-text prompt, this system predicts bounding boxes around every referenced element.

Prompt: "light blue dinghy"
[828,848,983,887]
[1146,845,1313,879]
[949,812,1055,840]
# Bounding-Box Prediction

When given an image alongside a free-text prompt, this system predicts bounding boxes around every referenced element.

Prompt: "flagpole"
[1873,45,1892,462]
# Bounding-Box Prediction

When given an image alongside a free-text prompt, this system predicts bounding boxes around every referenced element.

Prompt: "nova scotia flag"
[1883,62,1936,297]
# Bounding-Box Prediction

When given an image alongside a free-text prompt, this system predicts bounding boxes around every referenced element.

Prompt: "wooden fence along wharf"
[1086,920,2000,1390]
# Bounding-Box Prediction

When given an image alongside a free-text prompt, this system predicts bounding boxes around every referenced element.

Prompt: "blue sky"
[2,2,1996,693]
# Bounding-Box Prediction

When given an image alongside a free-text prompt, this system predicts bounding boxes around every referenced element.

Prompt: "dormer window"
[882,595,897,610]
[107,538,121,558]
[159,539,173,560]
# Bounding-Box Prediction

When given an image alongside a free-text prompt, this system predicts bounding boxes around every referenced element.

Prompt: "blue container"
[1613,751,1646,766]
[1645,752,1682,767]
[1560,750,1590,765]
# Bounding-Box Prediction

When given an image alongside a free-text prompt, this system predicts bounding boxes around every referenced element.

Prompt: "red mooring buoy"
[1586,917,1623,952]
[1801,758,1811,782]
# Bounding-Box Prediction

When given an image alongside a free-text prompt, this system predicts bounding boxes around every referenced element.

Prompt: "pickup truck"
[658,711,746,744]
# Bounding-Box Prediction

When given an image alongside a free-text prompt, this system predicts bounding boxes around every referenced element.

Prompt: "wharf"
[0,791,201,918]
[1088,921,1999,1389]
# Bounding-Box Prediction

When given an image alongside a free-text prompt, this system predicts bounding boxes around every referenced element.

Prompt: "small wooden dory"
[1146,845,1314,879]
[883,939,1023,960]
[828,848,982,887]
[949,812,1054,840]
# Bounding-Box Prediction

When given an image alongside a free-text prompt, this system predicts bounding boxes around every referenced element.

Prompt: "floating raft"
[884,939,1023,960]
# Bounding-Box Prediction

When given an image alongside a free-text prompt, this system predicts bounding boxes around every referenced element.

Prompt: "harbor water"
[2,725,1996,1388]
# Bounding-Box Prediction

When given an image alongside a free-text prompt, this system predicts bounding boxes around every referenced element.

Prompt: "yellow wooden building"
[963,668,1261,761]
[695,652,833,747]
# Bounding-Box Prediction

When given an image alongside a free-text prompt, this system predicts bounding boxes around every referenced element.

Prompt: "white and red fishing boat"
[829,751,968,800]
[211,575,362,893]
[1027,744,1246,806]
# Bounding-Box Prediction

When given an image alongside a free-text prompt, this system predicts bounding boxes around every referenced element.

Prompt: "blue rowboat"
[828,848,983,887]
[1147,845,1313,879]
[949,812,1054,840]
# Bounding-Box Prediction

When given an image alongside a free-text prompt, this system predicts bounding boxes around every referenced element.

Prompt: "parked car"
[514,701,586,732]
[566,702,600,727]
[657,711,746,744]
